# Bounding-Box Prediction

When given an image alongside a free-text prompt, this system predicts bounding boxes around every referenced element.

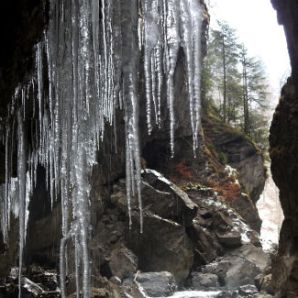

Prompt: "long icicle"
[17,110,27,298]
[1,1,205,297]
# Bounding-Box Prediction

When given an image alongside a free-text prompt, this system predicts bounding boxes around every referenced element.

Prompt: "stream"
[257,165,284,251]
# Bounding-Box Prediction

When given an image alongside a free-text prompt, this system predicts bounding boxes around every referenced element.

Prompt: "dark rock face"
[201,244,268,289]
[0,0,44,119]
[202,116,264,232]
[111,171,196,283]
[190,272,219,290]
[203,116,266,205]
[270,0,298,296]
[135,271,177,297]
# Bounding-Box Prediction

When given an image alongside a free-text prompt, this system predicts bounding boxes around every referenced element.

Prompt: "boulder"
[238,285,258,296]
[202,244,269,289]
[253,294,273,298]
[111,170,198,227]
[202,116,265,232]
[190,272,219,290]
[224,258,259,288]
[188,222,222,266]
[216,231,242,248]
[127,212,194,283]
[255,274,274,295]
[109,246,138,280]
[136,271,176,297]
[142,169,198,226]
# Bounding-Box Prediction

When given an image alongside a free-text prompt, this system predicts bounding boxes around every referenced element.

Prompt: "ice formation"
[0,0,203,297]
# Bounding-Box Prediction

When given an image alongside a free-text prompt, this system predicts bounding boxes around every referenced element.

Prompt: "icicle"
[1,1,205,297]
[180,0,202,155]
[60,221,78,298]
[125,73,143,233]
[17,110,27,298]
[2,123,11,243]
[36,42,44,149]
[25,172,32,244]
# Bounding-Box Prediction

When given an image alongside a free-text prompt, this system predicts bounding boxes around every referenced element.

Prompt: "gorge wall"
[0,1,270,297]
[270,0,298,296]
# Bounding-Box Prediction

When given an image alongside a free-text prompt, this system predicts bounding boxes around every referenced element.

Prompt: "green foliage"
[203,20,271,150]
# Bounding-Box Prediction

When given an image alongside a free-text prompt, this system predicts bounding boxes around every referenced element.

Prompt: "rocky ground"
[0,168,275,298]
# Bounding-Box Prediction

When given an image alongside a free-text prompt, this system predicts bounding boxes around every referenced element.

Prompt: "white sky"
[208,0,291,104]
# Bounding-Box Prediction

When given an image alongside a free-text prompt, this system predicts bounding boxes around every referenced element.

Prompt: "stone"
[217,291,234,298]
[202,116,265,232]
[238,284,258,296]
[127,212,194,283]
[111,169,198,228]
[255,274,274,295]
[142,169,198,227]
[190,272,219,289]
[253,293,273,298]
[202,244,268,289]
[212,211,234,232]
[188,222,222,266]
[136,271,176,297]
[216,231,242,248]
[109,246,138,280]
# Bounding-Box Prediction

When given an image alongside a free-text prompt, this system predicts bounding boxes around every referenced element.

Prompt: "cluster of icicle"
[0,0,203,297]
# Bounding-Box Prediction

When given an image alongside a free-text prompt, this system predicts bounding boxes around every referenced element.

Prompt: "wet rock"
[188,222,222,266]
[229,193,261,233]
[127,212,194,283]
[224,259,262,287]
[189,189,261,247]
[109,246,138,280]
[216,231,242,248]
[253,293,273,298]
[202,116,265,232]
[142,169,198,226]
[190,272,219,290]
[212,212,234,232]
[201,244,268,289]
[135,271,176,297]
[22,277,45,296]
[0,266,60,298]
[110,276,121,286]
[238,284,258,296]
[111,169,198,227]
[255,274,274,295]
[217,291,234,298]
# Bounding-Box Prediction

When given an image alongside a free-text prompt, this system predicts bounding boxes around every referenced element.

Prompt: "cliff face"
[202,114,265,232]
[0,1,269,296]
[270,0,298,296]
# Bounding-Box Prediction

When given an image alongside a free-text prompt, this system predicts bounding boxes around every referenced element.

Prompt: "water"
[257,164,283,251]
[145,291,221,298]
[1,0,204,297]
[166,292,221,298]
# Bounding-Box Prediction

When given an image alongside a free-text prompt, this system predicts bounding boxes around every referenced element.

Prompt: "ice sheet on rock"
[17,111,27,298]
[142,0,202,155]
[1,0,204,297]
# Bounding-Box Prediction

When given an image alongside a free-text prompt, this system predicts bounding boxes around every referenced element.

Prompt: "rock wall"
[202,115,265,232]
[0,0,211,278]
[270,0,298,296]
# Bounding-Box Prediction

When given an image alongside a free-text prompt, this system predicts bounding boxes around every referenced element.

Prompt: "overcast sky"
[208,0,291,103]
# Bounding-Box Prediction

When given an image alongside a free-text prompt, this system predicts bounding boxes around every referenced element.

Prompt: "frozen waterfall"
[0,0,203,297]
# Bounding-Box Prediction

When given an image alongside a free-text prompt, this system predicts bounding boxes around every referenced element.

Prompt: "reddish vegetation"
[174,160,193,179]
[208,176,241,202]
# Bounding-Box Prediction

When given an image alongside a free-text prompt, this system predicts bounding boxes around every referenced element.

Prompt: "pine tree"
[240,45,269,137]
[207,21,241,123]
[203,20,270,149]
